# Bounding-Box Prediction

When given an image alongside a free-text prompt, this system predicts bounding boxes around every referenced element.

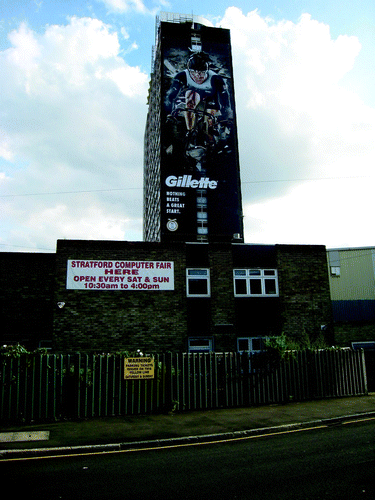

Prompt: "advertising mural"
[66,260,174,291]
[160,23,243,242]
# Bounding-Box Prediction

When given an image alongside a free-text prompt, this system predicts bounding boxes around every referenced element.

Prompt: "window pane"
[196,196,207,204]
[188,338,213,352]
[197,212,208,220]
[249,279,262,294]
[249,269,261,276]
[235,279,247,295]
[234,269,246,276]
[238,339,249,351]
[330,266,341,276]
[264,270,275,276]
[265,279,277,294]
[252,338,263,351]
[188,269,208,276]
[188,278,208,295]
[189,339,211,347]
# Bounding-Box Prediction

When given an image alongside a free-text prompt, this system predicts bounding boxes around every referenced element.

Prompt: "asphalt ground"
[1,394,375,459]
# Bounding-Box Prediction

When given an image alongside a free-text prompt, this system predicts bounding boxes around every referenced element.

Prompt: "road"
[2,418,374,499]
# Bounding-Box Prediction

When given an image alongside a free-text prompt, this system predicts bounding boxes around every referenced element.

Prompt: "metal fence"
[0,349,368,424]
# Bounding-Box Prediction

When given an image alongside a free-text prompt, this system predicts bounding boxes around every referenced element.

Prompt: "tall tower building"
[144,13,243,243]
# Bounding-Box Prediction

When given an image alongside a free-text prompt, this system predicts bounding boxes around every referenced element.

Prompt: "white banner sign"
[66,260,174,291]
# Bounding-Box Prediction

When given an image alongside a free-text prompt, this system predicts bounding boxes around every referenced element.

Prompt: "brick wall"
[333,321,375,347]
[53,241,334,351]
[54,240,188,352]
[209,243,236,351]
[0,252,56,348]
[276,244,334,345]
[0,241,334,352]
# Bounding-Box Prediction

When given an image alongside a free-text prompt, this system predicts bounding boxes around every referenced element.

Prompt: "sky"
[1,0,374,253]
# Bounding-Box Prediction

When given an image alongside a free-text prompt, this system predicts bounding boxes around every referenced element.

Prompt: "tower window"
[186,268,210,297]
[191,33,202,52]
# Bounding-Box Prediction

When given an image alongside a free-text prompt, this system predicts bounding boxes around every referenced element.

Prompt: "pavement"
[1,394,375,459]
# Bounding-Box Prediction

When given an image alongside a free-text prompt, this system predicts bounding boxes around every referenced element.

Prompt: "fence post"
[50,354,56,420]
[166,351,174,412]
[360,349,368,394]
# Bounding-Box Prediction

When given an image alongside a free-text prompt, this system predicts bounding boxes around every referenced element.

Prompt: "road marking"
[0,431,50,443]
[2,416,374,462]
[342,416,375,425]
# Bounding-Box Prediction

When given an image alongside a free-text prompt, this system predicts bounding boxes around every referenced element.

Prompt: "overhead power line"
[242,175,370,185]
[0,187,141,198]
[0,243,56,251]
[0,175,370,199]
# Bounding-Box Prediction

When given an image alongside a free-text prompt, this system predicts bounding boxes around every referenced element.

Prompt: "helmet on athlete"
[187,52,209,72]
[187,52,210,84]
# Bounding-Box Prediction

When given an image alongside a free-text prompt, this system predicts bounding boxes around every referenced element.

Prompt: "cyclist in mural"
[164,51,234,172]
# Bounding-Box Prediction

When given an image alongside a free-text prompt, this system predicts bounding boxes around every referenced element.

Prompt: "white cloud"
[1,8,374,251]
[99,0,149,14]
[219,8,375,246]
[6,23,40,70]
[106,66,147,97]
[0,17,148,170]
[0,172,10,184]
[0,17,148,250]
[0,131,14,161]
[99,0,171,15]
[120,27,130,39]
[27,203,139,242]
[244,177,375,248]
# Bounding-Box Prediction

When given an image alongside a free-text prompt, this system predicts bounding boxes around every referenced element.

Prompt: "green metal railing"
[0,349,368,424]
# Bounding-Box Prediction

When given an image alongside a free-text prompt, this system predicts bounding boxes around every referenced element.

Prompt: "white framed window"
[188,337,213,352]
[191,33,202,52]
[233,269,279,297]
[186,268,210,297]
[328,251,341,277]
[237,337,266,354]
[330,266,341,277]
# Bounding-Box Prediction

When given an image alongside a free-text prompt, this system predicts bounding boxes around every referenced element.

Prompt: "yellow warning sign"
[124,357,155,380]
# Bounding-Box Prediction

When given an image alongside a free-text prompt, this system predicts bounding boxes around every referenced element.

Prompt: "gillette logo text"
[165,175,218,189]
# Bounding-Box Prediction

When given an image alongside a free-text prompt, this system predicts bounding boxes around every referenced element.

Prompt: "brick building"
[51,239,333,352]
[144,13,243,243]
